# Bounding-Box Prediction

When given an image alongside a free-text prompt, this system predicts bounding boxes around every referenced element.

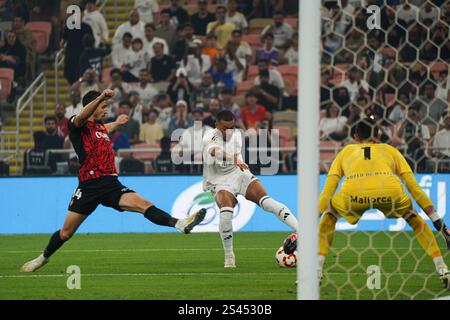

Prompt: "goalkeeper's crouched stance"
[284,119,450,289]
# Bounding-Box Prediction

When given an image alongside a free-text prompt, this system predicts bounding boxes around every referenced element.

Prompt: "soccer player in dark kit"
[21,89,206,272]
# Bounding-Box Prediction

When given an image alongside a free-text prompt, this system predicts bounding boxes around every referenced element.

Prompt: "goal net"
[316,0,450,300]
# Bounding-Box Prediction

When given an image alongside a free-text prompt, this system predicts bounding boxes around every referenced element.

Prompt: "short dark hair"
[273,10,285,16]
[354,118,379,141]
[216,5,227,12]
[259,69,270,78]
[232,29,242,36]
[119,100,133,109]
[132,38,143,45]
[82,91,101,107]
[82,33,95,47]
[123,32,133,39]
[217,110,234,122]
[160,9,171,16]
[110,68,122,77]
[144,23,156,30]
[44,115,57,123]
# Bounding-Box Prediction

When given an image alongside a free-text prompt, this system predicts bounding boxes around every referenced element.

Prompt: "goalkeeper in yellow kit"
[318,119,450,288]
[284,119,450,288]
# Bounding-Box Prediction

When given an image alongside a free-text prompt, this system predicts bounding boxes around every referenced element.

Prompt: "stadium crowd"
[0,0,449,175]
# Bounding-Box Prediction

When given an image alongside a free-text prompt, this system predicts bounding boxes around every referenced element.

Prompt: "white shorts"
[204,169,258,197]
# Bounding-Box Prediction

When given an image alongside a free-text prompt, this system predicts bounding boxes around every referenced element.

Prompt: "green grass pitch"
[0,232,449,300]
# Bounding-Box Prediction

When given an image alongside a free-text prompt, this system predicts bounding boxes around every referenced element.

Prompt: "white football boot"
[224,253,236,268]
[176,208,207,234]
[20,254,48,272]
[438,266,450,290]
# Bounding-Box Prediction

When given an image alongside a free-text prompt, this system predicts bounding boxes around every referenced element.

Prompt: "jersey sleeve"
[327,146,345,178]
[391,146,413,176]
[67,115,80,133]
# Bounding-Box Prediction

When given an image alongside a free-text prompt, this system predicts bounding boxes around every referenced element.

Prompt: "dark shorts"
[68,175,135,216]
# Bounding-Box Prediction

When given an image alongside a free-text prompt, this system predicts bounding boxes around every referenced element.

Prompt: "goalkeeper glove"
[433,219,450,251]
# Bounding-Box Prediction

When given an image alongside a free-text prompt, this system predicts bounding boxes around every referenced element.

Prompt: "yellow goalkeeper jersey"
[328,142,410,192]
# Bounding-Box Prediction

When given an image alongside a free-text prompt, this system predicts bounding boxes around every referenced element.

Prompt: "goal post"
[297,0,321,300]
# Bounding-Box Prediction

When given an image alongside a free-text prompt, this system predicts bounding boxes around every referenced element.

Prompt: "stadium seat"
[272,110,297,131]
[131,143,161,161]
[0,68,14,101]
[248,19,272,34]
[25,22,52,54]
[236,80,254,96]
[247,65,259,79]
[278,64,297,76]
[284,18,298,30]
[242,34,262,49]
[273,126,292,142]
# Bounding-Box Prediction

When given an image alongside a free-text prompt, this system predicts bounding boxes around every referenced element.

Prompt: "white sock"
[429,211,440,222]
[433,256,447,271]
[219,207,234,259]
[259,196,298,230]
[174,219,186,233]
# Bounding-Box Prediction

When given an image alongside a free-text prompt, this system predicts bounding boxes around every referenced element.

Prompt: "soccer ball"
[275,246,297,268]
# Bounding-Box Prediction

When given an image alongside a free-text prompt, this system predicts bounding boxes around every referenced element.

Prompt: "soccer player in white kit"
[202,110,298,267]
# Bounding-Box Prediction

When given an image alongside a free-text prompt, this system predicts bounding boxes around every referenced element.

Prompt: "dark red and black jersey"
[68,116,117,182]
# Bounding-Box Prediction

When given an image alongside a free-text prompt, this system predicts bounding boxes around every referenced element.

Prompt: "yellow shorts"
[330,189,413,224]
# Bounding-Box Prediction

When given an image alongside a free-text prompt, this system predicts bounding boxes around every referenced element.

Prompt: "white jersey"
[202,128,243,183]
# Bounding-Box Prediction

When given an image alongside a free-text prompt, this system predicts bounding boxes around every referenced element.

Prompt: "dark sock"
[144,206,178,227]
[43,230,67,259]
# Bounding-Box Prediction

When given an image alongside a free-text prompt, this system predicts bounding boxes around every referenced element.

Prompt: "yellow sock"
[319,212,338,257]
[407,214,442,259]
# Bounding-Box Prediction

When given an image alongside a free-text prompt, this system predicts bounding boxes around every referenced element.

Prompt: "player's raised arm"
[73,89,115,128]
[104,114,129,133]
[395,148,450,249]
[318,147,345,214]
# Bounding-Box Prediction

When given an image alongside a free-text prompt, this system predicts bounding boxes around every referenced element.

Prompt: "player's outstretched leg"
[245,180,298,230]
[118,193,206,234]
[215,190,237,268]
[404,212,450,289]
[21,211,88,272]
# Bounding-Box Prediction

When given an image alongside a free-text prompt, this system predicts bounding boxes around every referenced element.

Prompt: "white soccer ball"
[275,246,297,268]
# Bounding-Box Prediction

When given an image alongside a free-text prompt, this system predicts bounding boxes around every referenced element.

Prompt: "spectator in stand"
[134,0,159,25]
[435,70,449,102]
[247,0,279,19]
[202,98,222,128]
[134,68,158,107]
[71,68,106,98]
[241,91,269,129]
[82,0,109,48]
[253,69,281,113]
[254,59,285,92]
[388,92,409,124]
[156,9,177,53]
[143,23,169,60]
[168,0,189,28]
[320,68,334,104]
[223,29,251,83]
[61,10,93,85]
[256,33,279,66]
[79,33,111,78]
[206,6,235,50]
[396,0,419,28]
[209,57,234,91]
[153,93,173,132]
[339,66,369,103]
[12,15,36,84]
[107,69,130,116]
[226,0,248,33]
[168,100,193,136]
[191,0,215,36]
[117,100,141,145]
[179,42,211,86]
[167,67,195,105]
[41,116,64,150]
[190,72,220,109]
[0,30,26,83]
[220,88,244,128]
[29,0,60,52]
[149,42,176,83]
[319,103,348,141]
[417,81,447,125]
[122,38,149,82]
[173,22,198,62]
[65,88,83,119]
[419,1,439,27]
[111,32,132,69]
[54,104,69,138]
[397,105,430,171]
[201,34,222,66]
[283,32,298,65]
[112,9,145,48]
[432,113,450,162]
[139,109,164,145]
[261,11,294,49]
[128,91,148,124]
